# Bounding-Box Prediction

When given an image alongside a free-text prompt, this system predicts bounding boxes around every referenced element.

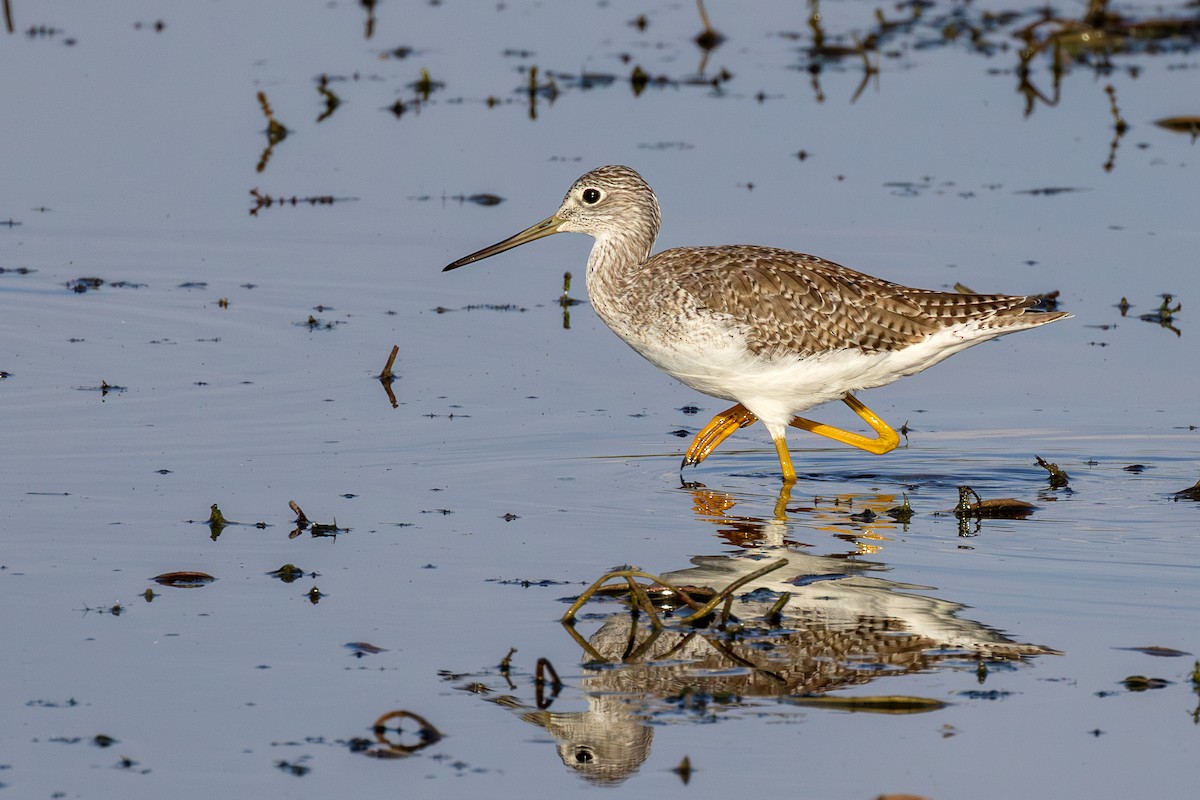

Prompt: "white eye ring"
[581,187,603,205]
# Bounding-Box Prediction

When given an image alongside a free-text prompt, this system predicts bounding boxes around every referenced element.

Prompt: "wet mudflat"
[1,0,1198,797]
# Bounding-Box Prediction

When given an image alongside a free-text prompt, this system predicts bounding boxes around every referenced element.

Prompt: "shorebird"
[444,165,1067,483]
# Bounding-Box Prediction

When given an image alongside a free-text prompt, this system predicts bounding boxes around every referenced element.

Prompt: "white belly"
[610,314,999,432]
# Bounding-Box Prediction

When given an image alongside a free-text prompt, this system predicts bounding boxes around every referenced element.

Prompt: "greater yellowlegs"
[444,165,1068,483]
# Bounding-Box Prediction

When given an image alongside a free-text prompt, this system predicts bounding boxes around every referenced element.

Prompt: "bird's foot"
[681,403,758,468]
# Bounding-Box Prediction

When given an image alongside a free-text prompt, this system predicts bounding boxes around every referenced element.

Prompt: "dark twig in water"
[764,591,792,626]
[360,0,376,40]
[378,345,399,381]
[255,91,288,173]
[378,345,400,407]
[289,500,308,525]
[316,74,341,122]
[674,755,694,785]
[694,0,724,52]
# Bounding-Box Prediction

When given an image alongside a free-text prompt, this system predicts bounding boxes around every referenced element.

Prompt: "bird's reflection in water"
[521,483,1059,785]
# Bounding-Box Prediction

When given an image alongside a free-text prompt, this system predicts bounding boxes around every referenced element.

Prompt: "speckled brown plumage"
[657,245,1057,356]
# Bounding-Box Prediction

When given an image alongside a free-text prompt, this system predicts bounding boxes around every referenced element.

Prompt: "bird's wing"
[659,245,1042,356]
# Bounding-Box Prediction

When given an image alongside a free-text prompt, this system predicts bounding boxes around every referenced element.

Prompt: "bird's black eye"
[581,187,602,204]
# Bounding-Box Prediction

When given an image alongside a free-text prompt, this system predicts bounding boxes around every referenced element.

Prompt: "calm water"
[2,1,1198,797]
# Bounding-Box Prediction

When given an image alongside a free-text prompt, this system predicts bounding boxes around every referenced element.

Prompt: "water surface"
[2,1,1198,797]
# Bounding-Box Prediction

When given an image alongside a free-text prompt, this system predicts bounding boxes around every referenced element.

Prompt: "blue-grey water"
[2,1,1198,797]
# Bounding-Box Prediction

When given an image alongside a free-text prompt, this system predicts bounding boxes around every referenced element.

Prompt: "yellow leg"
[773,436,798,484]
[789,393,900,455]
[682,403,758,467]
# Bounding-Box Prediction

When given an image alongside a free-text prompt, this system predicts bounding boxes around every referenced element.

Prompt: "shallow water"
[2,0,1199,797]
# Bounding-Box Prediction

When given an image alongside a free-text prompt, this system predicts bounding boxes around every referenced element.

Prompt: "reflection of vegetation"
[561,557,788,633]
[351,710,442,759]
[1014,0,1200,117]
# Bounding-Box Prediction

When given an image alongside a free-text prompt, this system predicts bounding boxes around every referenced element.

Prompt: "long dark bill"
[443,214,564,272]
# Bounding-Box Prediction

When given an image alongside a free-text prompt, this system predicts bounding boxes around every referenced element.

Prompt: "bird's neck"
[585,230,654,289]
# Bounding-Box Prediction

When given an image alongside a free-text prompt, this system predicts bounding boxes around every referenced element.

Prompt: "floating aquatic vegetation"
[1155,115,1200,141]
[786,694,948,714]
[432,303,526,313]
[953,485,1036,519]
[886,493,914,522]
[409,68,443,101]
[275,757,310,776]
[1121,675,1171,691]
[73,380,127,397]
[1115,645,1192,657]
[66,277,103,293]
[1172,479,1200,501]
[1137,293,1182,336]
[187,502,266,539]
[1015,186,1091,196]
[288,500,348,539]
[151,571,216,587]
[267,563,309,582]
[248,188,357,217]
[296,313,344,331]
[1035,455,1070,487]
